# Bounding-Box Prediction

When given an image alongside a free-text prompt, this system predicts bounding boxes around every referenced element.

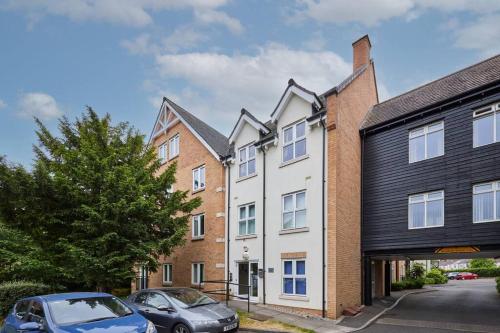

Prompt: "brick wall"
[326,35,379,318]
[135,118,226,291]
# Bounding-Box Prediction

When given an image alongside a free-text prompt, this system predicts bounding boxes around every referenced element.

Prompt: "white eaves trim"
[271,86,322,123]
[229,113,269,144]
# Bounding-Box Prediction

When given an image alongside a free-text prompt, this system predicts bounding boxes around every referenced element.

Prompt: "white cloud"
[1,0,241,32]
[454,15,500,56]
[0,99,6,109]
[163,26,208,52]
[121,34,159,55]
[153,43,351,132]
[18,92,62,120]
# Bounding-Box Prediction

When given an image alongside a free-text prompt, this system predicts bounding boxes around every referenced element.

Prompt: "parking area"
[361,278,500,333]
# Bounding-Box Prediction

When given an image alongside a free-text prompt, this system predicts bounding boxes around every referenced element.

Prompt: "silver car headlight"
[192,319,219,326]
[146,321,157,333]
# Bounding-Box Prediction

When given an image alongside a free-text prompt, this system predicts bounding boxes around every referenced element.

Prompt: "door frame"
[235,260,259,302]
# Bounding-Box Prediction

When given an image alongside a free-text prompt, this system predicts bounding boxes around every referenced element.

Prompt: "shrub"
[111,288,131,298]
[469,258,496,269]
[409,263,426,279]
[426,268,448,284]
[392,278,425,291]
[0,281,54,316]
[496,277,500,294]
[424,277,435,285]
[391,282,404,291]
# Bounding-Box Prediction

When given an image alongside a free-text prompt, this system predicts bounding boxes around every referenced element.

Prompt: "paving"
[359,279,500,333]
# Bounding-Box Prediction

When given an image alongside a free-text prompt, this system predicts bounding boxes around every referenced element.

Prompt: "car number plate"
[223,322,238,331]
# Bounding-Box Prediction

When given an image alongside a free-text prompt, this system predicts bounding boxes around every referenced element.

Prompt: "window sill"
[473,219,500,224]
[408,225,444,230]
[168,154,179,162]
[192,236,205,241]
[279,294,309,302]
[279,154,309,168]
[279,227,309,235]
[236,234,258,240]
[236,173,257,183]
[191,283,204,288]
[409,153,444,164]
[162,282,173,286]
[192,187,206,195]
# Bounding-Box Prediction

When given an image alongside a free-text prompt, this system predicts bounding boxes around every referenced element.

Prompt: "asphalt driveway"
[361,278,500,333]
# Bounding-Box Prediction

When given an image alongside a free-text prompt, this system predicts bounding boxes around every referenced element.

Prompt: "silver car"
[127,288,239,333]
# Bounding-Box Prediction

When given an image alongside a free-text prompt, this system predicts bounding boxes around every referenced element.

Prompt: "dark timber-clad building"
[360,54,500,304]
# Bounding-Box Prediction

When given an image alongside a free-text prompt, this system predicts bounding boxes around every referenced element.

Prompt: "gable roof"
[361,54,500,130]
[228,108,270,144]
[150,97,230,159]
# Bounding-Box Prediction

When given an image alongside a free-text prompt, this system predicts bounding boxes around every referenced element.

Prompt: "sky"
[1,0,499,167]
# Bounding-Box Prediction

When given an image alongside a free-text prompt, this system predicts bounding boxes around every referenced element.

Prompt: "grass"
[237,310,315,333]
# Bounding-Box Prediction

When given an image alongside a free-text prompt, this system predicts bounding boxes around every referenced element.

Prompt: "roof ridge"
[375,54,500,109]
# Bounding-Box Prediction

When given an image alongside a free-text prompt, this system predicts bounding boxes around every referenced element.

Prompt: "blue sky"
[1,0,499,166]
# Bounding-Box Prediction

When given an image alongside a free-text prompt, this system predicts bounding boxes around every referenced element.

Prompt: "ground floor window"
[192,263,204,285]
[282,260,306,296]
[163,264,172,284]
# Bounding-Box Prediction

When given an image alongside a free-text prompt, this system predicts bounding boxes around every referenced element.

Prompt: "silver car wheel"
[174,324,190,333]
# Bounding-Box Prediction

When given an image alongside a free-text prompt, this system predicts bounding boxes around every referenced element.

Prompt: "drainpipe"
[261,144,267,305]
[320,117,326,318]
[226,161,231,304]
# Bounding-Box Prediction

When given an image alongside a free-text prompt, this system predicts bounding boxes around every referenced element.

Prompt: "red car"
[456,272,479,280]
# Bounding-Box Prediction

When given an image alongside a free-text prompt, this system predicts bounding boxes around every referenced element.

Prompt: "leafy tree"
[469,258,496,269]
[409,263,426,279]
[0,108,200,290]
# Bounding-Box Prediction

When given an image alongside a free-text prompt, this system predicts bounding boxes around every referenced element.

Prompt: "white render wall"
[228,94,326,311]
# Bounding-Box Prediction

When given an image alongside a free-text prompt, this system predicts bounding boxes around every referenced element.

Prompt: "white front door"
[236,261,259,302]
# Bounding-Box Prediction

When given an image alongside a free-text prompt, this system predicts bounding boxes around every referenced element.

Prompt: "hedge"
[391,278,425,291]
[0,281,55,317]
[444,267,500,278]
[496,277,500,294]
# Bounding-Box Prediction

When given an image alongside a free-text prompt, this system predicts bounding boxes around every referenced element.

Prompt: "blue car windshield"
[48,296,133,325]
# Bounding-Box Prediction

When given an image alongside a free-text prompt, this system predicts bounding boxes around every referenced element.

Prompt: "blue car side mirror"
[19,322,43,331]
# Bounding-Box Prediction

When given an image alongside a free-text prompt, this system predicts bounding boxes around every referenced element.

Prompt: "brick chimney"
[352,35,371,72]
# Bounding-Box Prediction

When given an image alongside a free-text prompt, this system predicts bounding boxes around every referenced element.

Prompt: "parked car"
[456,272,479,280]
[446,272,460,280]
[1,292,156,333]
[127,288,239,333]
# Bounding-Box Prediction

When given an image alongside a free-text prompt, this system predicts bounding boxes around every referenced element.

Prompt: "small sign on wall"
[268,267,274,273]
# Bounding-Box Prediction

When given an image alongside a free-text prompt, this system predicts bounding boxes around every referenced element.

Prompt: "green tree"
[0,108,200,290]
[469,258,496,269]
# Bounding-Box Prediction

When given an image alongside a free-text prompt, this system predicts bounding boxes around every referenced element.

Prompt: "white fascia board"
[228,114,269,144]
[271,86,321,123]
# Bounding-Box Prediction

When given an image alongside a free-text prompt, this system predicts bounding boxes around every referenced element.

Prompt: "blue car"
[1,292,157,333]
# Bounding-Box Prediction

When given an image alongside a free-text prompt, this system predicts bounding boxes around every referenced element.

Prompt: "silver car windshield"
[48,296,133,325]
[164,289,218,308]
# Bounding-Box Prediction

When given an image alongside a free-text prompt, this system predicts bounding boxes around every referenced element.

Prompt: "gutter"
[320,117,327,318]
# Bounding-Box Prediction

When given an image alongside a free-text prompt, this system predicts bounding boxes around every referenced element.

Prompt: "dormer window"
[283,121,306,163]
[239,144,256,178]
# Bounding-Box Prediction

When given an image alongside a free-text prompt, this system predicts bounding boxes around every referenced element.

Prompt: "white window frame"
[408,191,445,229]
[163,264,172,284]
[192,165,206,191]
[192,214,205,238]
[282,259,306,296]
[473,103,500,148]
[169,134,179,159]
[473,181,500,223]
[166,184,174,198]
[158,142,167,163]
[238,203,256,236]
[409,121,444,163]
[282,120,307,163]
[238,144,256,178]
[282,191,306,230]
[192,263,204,285]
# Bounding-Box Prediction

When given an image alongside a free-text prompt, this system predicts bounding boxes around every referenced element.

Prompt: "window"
[15,300,31,320]
[283,121,306,163]
[192,263,205,285]
[192,166,206,191]
[238,203,256,235]
[409,121,444,163]
[166,184,173,198]
[147,293,170,308]
[282,191,306,230]
[163,264,173,284]
[192,214,205,238]
[408,191,444,229]
[473,181,500,223]
[27,301,45,324]
[473,103,500,147]
[169,135,179,159]
[158,143,167,163]
[134,292,149,305]
[282,260,306,296]
[239,144,256,178]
